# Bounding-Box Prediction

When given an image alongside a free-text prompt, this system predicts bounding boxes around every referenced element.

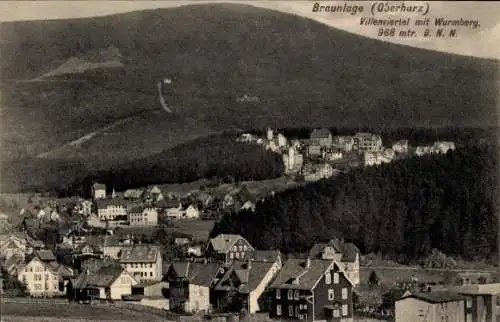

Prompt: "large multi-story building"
[96,199,131,222]
[353,133,383,152]
[119,245,163,282]
[127,206,158,226]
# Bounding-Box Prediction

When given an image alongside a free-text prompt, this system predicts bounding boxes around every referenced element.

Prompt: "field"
[0,301,168,321]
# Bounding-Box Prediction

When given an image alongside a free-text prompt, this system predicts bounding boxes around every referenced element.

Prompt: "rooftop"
[270,258,335,290]
[119,245,160,263]
[310,128,332,139]
[399,291,466,304]
[168,261,222,287]
[209,234,252,254]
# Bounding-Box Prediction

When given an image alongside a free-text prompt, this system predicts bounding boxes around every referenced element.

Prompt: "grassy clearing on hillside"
[156,176,301,198]
[1,302,166,321]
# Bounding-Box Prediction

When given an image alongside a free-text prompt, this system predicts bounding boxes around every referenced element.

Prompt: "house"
[448,283,500,322]
[70,265,138,301]
[0,233,45,261]
[392,140,409,154]
[92,183,107,200]
[1,255,24,276]
[212,259,282,314]
[185,205,201,219]
[166,260,222,313]
[163,200,185,219]
[303,163,335,182]
[131,280,169,298]
[241,200,256,212]
[175,238,192,246]
[283,147,304,175]
[332,136,354,152]
[310,129,333,148]
[269,258,354,322]
[80,200,94,217]
[308,239,361,286]
[206,234,255,263]
[267,128,274,141]
[119,245,163,281]
[364,151,393,167]
[277,133,288,148]
[128,206,158,226]
[395,291,466,322]
[353,133,383,151]
[34,249,57,262]
[123,189,144,200]
[95,198,131,222]
[324,150,343,161]
[308,145,322,157]
[18,256,73,297]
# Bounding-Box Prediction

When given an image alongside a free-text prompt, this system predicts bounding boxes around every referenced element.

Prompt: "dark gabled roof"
[95,198,134,209]
[310,128,332,139]
[75,266,125,288]
[270,259,334,290]
[36,249,57,262]
[235,186,256,204]
[93,183,106,190]
[168,261,221,287]
[399,291,466,304]
[253,250,281,263]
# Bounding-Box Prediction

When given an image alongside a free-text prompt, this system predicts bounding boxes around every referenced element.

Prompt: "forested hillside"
[211,144,497,262]
[0,134,284,196]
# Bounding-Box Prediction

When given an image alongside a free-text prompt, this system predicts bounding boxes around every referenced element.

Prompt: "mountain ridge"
[0,3,497,167]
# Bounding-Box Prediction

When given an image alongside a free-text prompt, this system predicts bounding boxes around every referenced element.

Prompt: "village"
[0,128,484,322]
[238,128,456,182]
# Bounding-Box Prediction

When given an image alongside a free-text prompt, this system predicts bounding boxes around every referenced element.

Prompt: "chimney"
[305,257,311,269]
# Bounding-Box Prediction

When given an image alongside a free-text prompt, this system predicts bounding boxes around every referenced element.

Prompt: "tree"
[368,271,380,288]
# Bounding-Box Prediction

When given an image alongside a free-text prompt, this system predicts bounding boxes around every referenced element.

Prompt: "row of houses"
[86,183,261,227]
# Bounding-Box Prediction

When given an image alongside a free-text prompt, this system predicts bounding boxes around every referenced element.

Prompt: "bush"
[420,249,457,269]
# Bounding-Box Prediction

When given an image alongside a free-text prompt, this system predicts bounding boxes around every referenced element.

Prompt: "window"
[150,272,153,277]
[467,298,472,308]
[276,289,281,299]
[325,272,331,284]
[276,305,282,316]
[288,306,293,316]
[150,264,153,268]
[230,252,234,259]
[294,290,299,300]
[288,290,293,300]
[328,289,335,301]
[333,273,339,284]
[295,306,300,317]
[235,252,240,259]
[333,309,340,317]
[342,288,348,299]
[342,304,348,316]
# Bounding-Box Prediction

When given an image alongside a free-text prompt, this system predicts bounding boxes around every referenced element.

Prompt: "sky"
[1,1,499,60]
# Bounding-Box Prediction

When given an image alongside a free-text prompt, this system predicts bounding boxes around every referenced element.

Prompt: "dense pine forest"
[0,134,284,196]
[211,143,498,262]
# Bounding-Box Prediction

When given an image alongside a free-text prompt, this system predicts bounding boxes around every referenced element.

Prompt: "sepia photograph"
[0,1,499,321]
